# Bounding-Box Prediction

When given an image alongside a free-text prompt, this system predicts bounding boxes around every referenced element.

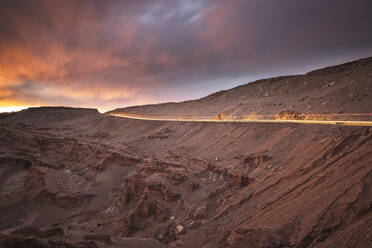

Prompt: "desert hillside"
[108,57,372,120]
[0,57,372,248]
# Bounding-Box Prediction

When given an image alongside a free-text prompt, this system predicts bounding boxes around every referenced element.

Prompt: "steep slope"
[0,106,371,248]
[108,57,372,120]
[1,57,372,248]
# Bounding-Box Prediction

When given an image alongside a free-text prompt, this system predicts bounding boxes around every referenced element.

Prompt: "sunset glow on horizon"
[0,106,30,113]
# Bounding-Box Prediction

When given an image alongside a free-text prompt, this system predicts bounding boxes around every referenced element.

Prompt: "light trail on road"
[108,113,372,127]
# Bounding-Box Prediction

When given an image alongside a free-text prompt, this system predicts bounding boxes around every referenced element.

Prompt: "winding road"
[108,113,372,127]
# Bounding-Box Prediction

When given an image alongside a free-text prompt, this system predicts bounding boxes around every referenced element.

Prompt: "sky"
[1,0,372,112]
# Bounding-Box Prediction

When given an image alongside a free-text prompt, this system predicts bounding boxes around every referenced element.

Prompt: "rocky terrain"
[0,57,372,248]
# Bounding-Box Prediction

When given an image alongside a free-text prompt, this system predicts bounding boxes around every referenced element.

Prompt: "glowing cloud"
[0,0,371,111]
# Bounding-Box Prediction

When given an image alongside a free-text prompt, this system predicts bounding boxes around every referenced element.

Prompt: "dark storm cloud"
[0,0,371,111]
